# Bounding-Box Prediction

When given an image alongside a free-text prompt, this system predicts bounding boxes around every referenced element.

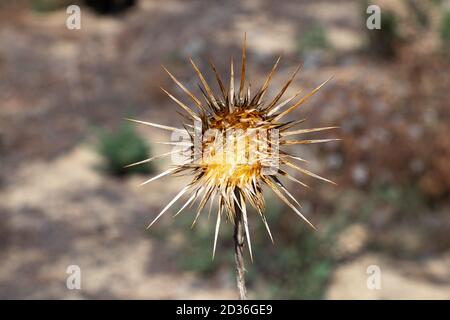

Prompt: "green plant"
[148,208,229,275]
[440,10,450,55]
[363,1,399,59]
[431,0,443,6]
[30,0,72,12]
[372,184,426,216]
[176,220,224,274]
[97,123,152,176]
[257,234,333,299]
[297,25,330,53]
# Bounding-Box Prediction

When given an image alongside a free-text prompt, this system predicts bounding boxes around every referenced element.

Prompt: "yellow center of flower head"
[126,35,339,259]
[201,106,272,189]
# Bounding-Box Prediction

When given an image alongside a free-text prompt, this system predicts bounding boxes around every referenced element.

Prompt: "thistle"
[126,35,338,299]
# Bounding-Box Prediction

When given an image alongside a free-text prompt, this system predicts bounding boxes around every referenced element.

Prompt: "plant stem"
[233,206,248,300]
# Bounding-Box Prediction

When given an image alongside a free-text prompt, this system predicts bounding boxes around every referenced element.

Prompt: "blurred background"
[0,0,449,299]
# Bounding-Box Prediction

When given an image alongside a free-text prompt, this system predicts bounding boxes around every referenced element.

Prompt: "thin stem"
[233,205,248,300]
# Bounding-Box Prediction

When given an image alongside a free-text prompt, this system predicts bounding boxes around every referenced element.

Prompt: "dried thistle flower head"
[127,35,339,259]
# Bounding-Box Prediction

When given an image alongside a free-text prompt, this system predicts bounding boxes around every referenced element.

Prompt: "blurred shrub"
[247,201,345,299]
[148,206,227,275]
[30,0,72,12]
[440,10,450,55]
[366,9,399,59]
[175,219,223,274]
[97,123,152,176]
[253,230,335,299]
[431,0,444,6]
[297,25,330,53]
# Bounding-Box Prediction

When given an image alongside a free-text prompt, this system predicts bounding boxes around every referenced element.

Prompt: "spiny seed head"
[126,35,339,259]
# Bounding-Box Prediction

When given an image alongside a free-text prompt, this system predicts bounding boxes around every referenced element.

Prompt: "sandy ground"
[326,252,450,299]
